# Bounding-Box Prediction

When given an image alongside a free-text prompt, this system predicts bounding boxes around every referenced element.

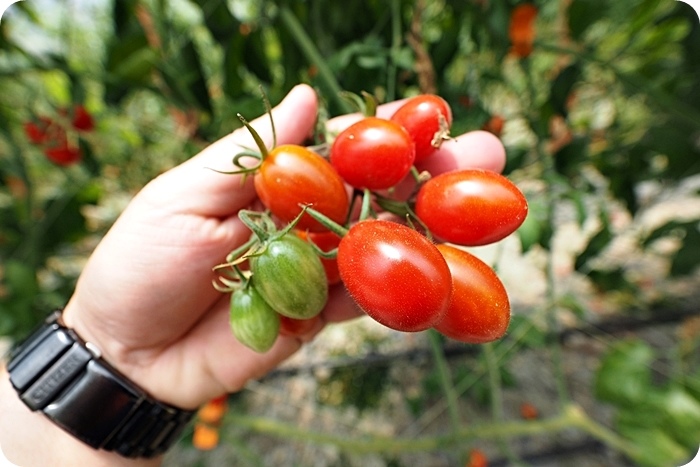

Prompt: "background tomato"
[415,169,528,246]
[337,219,452,332]
[390,94,452,163]
[433,244,510,343]
[330,117,415,190]
[255,144,349,232]
[279,314,322,338]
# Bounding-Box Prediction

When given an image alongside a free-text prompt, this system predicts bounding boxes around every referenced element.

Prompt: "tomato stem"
[304,206,349,238]
[359,188,373,221]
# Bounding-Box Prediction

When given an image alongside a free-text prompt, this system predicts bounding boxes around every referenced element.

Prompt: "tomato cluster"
[215,94,528,352]
[23,104,95,166]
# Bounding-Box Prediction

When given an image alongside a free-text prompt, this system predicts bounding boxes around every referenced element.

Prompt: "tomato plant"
[415,169,528,246]
[330,117,415,190]
[336,219,452,332]
[433,244,510,343]
[250,233,328,319]
[254,144,349,232]
[390,94,452,163]
[230,283,281,352]
[296,230,342,285]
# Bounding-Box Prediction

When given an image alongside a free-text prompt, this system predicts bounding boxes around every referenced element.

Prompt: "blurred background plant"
[1,0,699,465]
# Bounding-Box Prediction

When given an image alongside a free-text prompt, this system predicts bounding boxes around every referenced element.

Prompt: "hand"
[60,84,507,411]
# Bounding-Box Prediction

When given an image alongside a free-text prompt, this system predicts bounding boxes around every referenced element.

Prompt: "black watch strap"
[6,311,196,458]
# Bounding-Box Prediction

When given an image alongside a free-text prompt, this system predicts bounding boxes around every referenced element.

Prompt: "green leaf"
[549,62,581,117]
[568,0,609,42]
[554,137,589,179]
[595,339,654,407]
[574,210,612,271]
[617,425,689,467]
[159,40,212,114]
[243,29,274,84]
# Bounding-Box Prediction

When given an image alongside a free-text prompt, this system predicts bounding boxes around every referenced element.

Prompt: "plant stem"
[228,403,636,458]
[428,330,461,433]
[277,6,352,114]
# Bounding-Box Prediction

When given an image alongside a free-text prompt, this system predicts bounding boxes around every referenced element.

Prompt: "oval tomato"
[337,219,452,332]
[433,244,510,343]
[255,144,349,232]
[296,230,342,285]
[279,314,323,338]
[390,94,452,163]
[230,284,280,352]
[330,117,415,190]
[415,169,528,246]
[251,234,328,319]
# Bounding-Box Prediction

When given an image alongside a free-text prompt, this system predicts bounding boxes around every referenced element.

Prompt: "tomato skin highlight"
[251,234,328,319]
[337,219,452,332]
[433,244,510,344]
[390,94,452,163]
[254,144,349,232]
[415,169,528,246]
[330,117,415,190]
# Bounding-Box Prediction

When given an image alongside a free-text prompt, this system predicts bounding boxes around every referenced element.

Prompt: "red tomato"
[330,117,415,190]
[254,144,349,232]
[390,94,452,163]
[433,244,510,344]
[23,117,53,144]
[279,314,322,338]
[337,219,452,332]
[71,105,95,131]
[44,144,81,166]
[415,169,528,246]
[296,230,342,285]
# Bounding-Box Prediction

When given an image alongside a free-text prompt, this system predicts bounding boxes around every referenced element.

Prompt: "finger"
[417,130,506,174]
[325,98,409,134]
[145,84,320,218]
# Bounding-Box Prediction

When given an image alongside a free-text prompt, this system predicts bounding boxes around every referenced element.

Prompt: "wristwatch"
[5,310,196,458]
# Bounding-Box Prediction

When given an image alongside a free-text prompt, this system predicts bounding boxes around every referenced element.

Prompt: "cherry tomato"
[279,314,322,338]
[23,117,53,144]
[230,284,280,353]
[71,105,95,132]
[337,219,452,332]
[390,94,452,163]
[251,234,328,319]
[254,144,349,232]
[296,230,342,285]
[415,169,528,246]
[330,117,415,190]
[433,244,510,344]
[44,144,82,166]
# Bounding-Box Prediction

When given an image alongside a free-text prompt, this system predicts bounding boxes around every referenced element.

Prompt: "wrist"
[4,311,195,462]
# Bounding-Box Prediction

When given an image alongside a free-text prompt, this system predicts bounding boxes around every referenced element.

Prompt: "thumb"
[146,85,319,218]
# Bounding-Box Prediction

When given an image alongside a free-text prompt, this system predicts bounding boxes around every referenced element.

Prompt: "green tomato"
[230,284,280,353]
[251,234,328,319]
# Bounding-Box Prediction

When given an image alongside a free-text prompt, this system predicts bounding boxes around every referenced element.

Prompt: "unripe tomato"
[330,117,415,190]
[296,230,342,285]
[230,284,280,352]
[390,94,452,163]
[433,244,510,343]
[415,169,528,246]
[337,219,452,332]
[251,234,328,319]
[254,144,349,232]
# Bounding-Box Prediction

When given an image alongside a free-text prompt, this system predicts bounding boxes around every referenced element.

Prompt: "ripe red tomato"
[23,117,53,144]
[415,169,528,246]
[433,244,510,344]
[279,314,322,338]
[337,219,452,332]
[296,230,342,285]
[44,144,81,166]
[330,117,415,190]
[254,144,349,232]
[390,94,452,163]
[71,105,95,131]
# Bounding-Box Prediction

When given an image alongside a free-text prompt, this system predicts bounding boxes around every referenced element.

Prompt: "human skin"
[0,84,506,467]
